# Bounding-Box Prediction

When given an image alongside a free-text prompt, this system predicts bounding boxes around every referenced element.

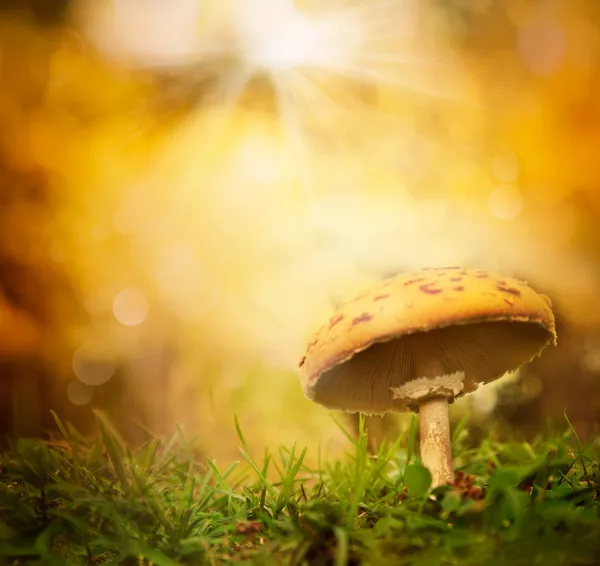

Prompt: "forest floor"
[1,411,599,565]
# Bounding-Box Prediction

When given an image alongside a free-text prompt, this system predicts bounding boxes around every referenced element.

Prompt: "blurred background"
[1,0,600,466]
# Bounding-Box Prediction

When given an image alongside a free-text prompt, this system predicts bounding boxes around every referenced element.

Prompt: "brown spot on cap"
[504,298,514,307]
[496,283,522,297]
[329,314,344,329]
[352,312,373,325]
[299,356,306,368]
[373,294,390,302]
[404,277,426,286]
[449,277,462,282]
[453,286,465,291]
[476,273,489,279]
[419,282,443,295]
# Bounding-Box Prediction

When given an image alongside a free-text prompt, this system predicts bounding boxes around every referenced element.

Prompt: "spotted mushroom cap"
[299,267,556,414]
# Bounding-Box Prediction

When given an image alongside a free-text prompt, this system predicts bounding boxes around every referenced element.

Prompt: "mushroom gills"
[310,320,553,413]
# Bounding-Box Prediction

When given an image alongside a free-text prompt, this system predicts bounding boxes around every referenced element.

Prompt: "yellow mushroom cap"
[298,267,556,414]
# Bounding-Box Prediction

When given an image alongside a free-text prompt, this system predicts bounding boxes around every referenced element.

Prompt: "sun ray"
[350,53,442,66]
[271,72,319,208]
[300,70,414,176]
[230,0,468,106]
[289,71,370,183]
[319,0,415,29]
[103,59,249,154]
[199,64,251,108]
[105,100,185,151]
[129,45,237,70]
[314,0,418,52]
[164,64,252,169]
[302,72,409,137]
[305,60,471,104]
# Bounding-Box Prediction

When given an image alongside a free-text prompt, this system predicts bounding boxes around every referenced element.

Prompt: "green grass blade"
[239,446,276,497]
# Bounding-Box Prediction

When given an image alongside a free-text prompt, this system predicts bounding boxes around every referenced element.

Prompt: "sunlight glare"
[235,0,358,71]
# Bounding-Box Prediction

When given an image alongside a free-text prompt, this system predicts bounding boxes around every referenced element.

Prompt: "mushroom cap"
[299,267,556,414]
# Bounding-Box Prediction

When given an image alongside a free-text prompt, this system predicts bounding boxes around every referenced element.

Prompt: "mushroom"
[298,267,557,488]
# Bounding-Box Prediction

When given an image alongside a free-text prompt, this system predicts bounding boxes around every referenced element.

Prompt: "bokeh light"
[488,185,523,221]
[113,289,150,327]
[518,17,565,76]
[66,379,95,406]
[72,341,117,386]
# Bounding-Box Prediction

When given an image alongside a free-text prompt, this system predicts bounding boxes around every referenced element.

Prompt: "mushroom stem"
[419,396,453,488]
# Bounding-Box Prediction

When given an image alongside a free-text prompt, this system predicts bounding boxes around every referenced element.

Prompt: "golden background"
[1,0,600,468]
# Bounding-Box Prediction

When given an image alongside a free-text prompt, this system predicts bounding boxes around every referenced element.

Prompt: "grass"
[0,411,599,565]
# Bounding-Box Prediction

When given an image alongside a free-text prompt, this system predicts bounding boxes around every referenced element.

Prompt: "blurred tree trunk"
[0,8,78,440]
